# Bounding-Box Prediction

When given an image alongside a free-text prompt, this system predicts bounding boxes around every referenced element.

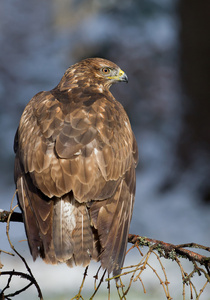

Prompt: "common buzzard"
[14,58,138,276]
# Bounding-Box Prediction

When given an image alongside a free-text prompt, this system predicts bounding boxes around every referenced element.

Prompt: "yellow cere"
[118,69,125,77]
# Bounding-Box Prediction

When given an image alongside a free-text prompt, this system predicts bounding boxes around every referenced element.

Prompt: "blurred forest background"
[0,0,210,299]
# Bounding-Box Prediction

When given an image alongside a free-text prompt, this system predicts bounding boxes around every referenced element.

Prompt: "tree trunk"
[177,0,210,201]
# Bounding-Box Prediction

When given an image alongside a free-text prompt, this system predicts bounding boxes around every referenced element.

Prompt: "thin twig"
[0,250,14,257]
[89,269,106,299]
[5,201,43,300]
[71,266,88,300]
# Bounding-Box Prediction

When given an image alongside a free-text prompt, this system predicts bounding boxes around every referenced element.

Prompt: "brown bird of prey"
[14,58,138,276]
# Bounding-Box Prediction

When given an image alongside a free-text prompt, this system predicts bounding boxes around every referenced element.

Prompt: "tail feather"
[71,203,94,266]
[52,195,76,262]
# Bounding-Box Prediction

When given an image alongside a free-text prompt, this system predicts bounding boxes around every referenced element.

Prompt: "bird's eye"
[101,67,111,74]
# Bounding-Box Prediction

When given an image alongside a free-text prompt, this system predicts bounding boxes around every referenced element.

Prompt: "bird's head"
[58,57,128,91]
[85,57,128,88]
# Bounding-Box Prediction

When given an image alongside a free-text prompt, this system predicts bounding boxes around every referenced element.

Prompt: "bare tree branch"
[0,271,36,299]
[128,234,210,274]
[1,210,209,272]
[0,210,22,223]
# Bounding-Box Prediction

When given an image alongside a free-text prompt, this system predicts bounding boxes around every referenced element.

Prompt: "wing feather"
[89,165,136,276]
[15,155,55,262]
[18,91,134,202]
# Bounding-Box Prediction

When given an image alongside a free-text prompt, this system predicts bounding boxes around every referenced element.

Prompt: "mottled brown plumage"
[14,58,138,276]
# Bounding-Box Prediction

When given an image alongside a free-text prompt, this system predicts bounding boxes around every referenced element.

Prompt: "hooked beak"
[118,69,128,83]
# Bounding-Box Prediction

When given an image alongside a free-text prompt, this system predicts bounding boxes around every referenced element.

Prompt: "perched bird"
[14,58,138,276]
